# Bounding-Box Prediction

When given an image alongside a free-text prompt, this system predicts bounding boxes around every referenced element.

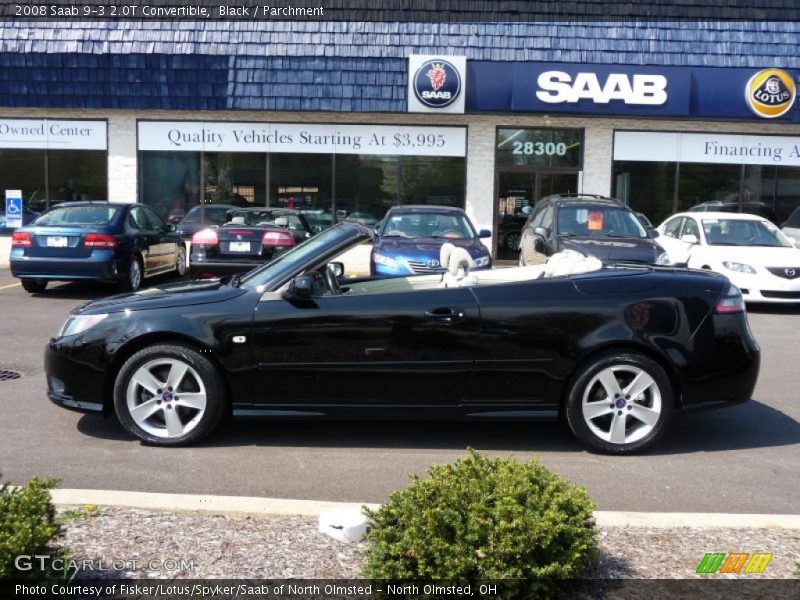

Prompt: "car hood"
[561,236,659,263]
[73,279,249,316]
[700,245,800,267]
[375,237,488,258]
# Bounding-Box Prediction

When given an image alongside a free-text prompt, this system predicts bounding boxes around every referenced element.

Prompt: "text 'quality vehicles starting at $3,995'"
[45,224,759,454]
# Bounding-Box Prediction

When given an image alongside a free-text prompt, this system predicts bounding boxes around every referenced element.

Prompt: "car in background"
[343,211,379,228]
[518,194,667,266]
[189,208,313,279]
[298,209,332,233]
[657,211,800,303]
[10,201,185,293]
[174,204,239,246]
[0,204,40,234]
[45,222,759,453]
[781,206,800,247]
[371,205,492,276]
[688,201,779,225]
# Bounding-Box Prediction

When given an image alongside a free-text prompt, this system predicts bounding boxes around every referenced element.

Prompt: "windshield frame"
[556,205,648,239]
[240,223,372,291]
[701,217,793,247]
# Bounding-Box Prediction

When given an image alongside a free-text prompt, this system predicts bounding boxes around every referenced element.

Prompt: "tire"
[114,343,227,446]
[564,351,673,454]
[119,256,143,292]
[175,246,187,277]
[21,279,47,293]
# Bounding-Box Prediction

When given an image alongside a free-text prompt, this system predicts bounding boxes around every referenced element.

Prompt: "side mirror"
[647,227,660,238]
[328,262,344,278]
[680,234,699,244]
[167,223,177,232]
[286,274,314,300]
[478,229,492,239]
[533,226,548,238]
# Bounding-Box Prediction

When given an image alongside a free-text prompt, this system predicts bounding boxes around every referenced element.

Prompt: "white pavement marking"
[51,489,800,528]
[0,282,20,290]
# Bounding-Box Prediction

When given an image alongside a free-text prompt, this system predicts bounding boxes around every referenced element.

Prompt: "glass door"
[538,171,579,199]
[496,171,534,261]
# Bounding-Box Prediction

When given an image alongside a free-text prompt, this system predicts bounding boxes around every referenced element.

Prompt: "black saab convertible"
[45,224,760,454]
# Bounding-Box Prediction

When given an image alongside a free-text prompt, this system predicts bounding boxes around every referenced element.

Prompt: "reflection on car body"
[46,223,759,454]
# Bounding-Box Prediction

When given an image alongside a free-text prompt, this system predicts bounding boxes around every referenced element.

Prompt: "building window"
[204,152,265,207]
[496,128,582,168]
[139,152,201,223]
[47,150,108,205]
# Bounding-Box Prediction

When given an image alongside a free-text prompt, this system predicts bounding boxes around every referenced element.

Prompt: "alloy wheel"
[125,358,207,439]
[129,259,142,290]
[581,365,663,445]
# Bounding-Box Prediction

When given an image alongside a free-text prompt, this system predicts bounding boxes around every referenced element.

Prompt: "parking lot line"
[0,282,20,291]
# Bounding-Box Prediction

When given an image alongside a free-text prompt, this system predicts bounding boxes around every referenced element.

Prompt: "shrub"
[0,472,62,580]
[362,449,597,584]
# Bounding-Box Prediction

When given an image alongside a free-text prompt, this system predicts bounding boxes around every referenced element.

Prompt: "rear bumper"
[678,312,761,408]
[189,259,265,279]
[45,340,107,414]
[10,251,120,281]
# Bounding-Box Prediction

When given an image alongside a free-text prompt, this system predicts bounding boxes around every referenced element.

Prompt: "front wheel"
[114,344,227,446]
[564,351,673,454]
[21,279,47,293]
[175,246,187,277]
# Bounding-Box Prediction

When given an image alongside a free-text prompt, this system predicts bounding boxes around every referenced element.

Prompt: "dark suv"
[518,194,666,266]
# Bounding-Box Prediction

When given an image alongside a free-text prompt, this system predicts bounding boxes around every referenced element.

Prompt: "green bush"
[0,472,62,580]
[362,449,597,582]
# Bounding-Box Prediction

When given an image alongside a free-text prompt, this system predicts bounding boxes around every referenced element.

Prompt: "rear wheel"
[565,351,673,454]
[21,279,47,293]
[119,256,143,291]
[114,344,226,446]
[175,246,187,277]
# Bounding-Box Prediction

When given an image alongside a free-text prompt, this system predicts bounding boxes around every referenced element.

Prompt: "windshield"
[557,206,647,239]
[702,218,792,247]
[240,225,364,290]
[784,208,800,228]
[181,206,231,225]
[380,213,475,239]
[35,205,119,227]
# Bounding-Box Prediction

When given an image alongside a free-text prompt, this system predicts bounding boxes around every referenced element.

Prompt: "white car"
[657,211,800,304]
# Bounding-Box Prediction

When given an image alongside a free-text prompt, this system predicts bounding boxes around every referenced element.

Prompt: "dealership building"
[2,18,800,259]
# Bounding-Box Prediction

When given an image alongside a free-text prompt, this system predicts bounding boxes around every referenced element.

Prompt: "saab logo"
[413,59,461,108]
[536,71,668,105]
[746,68,796,118]
[696,552,773,574]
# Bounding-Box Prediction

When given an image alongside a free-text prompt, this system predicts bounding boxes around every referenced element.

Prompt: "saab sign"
[535,71,668,106]
[408,55,466,114]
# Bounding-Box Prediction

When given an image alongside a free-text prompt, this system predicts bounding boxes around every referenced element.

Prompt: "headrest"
[229,216,245,225]
[439,242,456,270]
[448,247,474,277]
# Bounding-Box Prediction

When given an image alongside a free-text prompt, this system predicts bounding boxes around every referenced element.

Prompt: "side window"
[682,218,699,238]
[663,217,683,239]
[142,206,166,231]
[538,205,554,231]
[128,207,147,231]
[288,215,303,231]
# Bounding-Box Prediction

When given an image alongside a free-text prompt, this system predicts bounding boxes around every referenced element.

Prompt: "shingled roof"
[1,21,798,111]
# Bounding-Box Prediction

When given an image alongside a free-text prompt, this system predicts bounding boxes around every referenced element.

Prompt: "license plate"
[229,241,251,252]
[47,236,69,248]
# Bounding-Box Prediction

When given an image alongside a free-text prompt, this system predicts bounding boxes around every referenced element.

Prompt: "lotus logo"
[745,68,796,118]
[427,258,441,268]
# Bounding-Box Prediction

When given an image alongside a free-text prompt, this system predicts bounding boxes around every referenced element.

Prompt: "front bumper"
[726,271,800,303]
[45,339,107,414]
[11,251,119,281]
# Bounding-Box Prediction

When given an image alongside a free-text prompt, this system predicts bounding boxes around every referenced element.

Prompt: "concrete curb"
[51,489,800,529]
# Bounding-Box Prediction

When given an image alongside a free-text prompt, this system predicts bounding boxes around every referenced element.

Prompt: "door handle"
[425,307,465,323]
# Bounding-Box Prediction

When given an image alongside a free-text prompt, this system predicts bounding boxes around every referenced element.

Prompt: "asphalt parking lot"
[0,268,798,514]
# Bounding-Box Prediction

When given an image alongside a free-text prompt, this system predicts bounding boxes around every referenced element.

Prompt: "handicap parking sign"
[4,190,23,229]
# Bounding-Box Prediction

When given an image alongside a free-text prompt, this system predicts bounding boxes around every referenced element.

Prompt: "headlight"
[373,253,400,271]
[722,261,756,274]
[58,313,108,337]
[474,255,491,268]
[655,251,671,265]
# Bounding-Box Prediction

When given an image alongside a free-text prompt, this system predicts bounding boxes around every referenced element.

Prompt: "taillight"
[11,231,32,247]
[715,284,746,314]
[83,233,117,249]
[261,230,296,247]
[192,228,219,245]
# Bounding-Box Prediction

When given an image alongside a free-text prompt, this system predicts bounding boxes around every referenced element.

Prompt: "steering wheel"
[324,266,341,296]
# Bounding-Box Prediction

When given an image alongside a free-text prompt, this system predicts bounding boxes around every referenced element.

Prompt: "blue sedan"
[371,205,492,276]
[10,201,186,293]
